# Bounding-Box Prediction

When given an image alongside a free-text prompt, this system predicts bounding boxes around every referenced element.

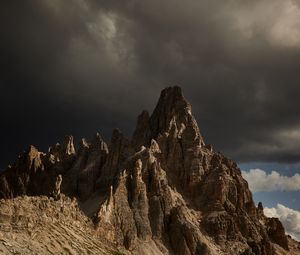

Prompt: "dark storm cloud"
[1,0,300,169]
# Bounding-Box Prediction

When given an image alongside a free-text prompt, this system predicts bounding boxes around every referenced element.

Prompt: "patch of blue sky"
[253,191,300,211]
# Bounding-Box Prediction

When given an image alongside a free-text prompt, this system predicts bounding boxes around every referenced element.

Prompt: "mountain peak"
[150,86,204,145]
[159,86,185,103]
[156,86,190,114]
[132,86,205,150]
[0,87,295,255]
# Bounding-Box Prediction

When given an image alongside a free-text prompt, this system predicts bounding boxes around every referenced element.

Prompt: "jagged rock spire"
[26,145,43,172]
[150,86,191,135]
[90,132,108,153]
[62,135,76,155]
[150,86,204,144]
[132,110,150,150]
[132,86,205,150]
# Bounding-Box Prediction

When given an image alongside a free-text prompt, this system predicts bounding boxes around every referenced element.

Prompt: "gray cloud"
[1,0,300,169]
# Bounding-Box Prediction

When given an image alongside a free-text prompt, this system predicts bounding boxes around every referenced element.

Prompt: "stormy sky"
[2,0,300,166]
[1,0,300,238]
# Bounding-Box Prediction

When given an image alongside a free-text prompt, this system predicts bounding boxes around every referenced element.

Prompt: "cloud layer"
[242,169,300,192]
[264,204,300,241]
[1,0,300,168]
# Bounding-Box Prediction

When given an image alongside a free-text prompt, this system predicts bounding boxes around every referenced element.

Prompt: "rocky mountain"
[0,86,299,255]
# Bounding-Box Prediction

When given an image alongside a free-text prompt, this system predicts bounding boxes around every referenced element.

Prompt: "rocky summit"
[0,86,299,255]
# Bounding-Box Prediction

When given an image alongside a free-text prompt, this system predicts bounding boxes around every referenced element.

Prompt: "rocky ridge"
[0,86,298,255]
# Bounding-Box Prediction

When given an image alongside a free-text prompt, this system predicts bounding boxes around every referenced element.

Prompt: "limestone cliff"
[0,86,298,255]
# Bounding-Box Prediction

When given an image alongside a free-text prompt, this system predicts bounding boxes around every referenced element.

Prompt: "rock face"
[0,86,296,255]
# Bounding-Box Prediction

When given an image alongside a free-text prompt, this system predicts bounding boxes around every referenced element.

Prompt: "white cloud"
[264,204,300,241]
[242,169,300,192]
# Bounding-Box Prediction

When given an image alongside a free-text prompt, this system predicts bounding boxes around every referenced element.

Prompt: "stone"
[266,217,289,251]
[52,174,62,200]
[0,86,296,255]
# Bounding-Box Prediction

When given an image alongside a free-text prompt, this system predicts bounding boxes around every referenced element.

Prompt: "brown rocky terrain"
[0,86,299,255]
[0,195,122,254]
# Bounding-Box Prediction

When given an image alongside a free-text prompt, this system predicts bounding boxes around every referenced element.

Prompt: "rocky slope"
[0,195,121,255]
[0,86,299,255]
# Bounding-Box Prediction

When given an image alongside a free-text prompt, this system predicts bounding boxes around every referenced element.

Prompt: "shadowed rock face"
[0,86,294,255]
